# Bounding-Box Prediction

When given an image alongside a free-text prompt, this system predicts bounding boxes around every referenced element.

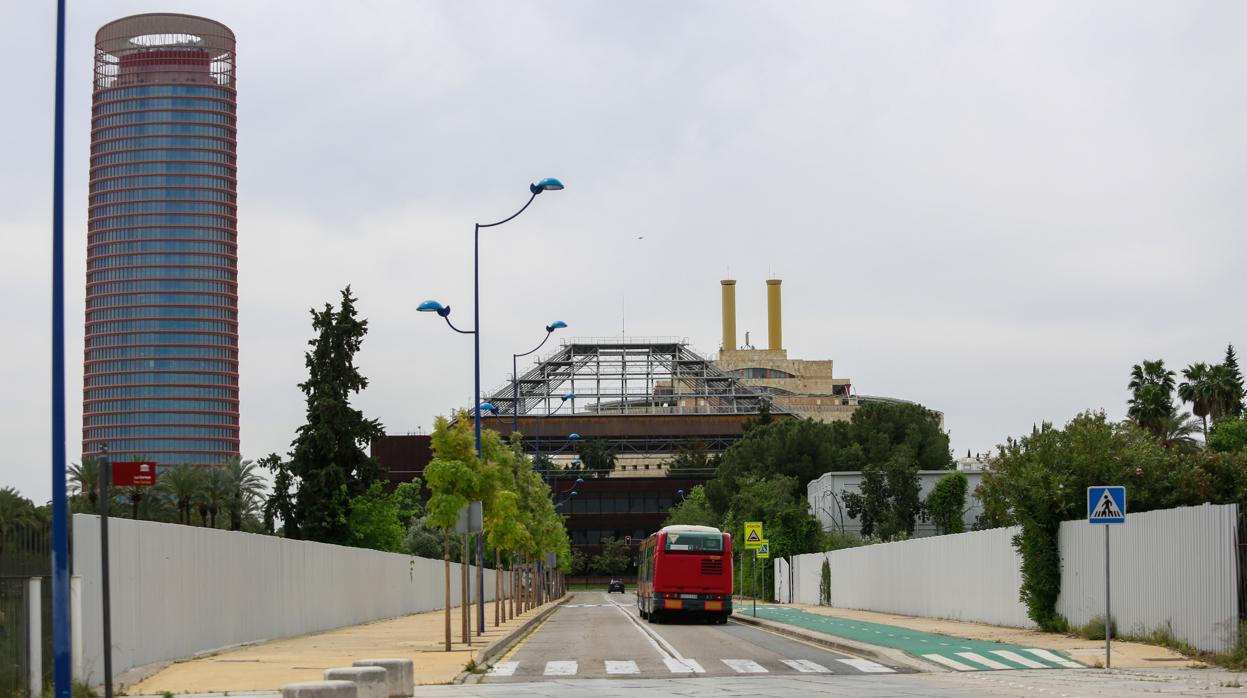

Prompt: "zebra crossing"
[486,656,897,677]
[920,647,1085,671]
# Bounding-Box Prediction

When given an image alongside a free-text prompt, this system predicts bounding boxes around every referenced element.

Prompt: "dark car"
[608,579,625,593]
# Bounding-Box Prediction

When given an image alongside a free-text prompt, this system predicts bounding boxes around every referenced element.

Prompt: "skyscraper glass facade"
[84,14,239,465]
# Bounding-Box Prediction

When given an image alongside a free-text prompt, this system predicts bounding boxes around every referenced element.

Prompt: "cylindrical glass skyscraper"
[84,14,239,466]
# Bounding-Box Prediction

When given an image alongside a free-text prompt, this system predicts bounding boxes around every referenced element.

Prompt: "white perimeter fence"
[779,503,1241,654]
[74,514,497,684]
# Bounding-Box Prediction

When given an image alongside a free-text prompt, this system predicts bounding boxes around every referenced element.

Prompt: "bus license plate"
[680,594,698,599]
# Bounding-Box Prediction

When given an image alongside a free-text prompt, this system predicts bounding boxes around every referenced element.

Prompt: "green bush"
[819,557,831,606]
[1077,615,1118,641]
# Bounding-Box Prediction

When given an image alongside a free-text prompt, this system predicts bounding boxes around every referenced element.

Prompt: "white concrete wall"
[73,514,496,684]
[1057,504,1240,654]
[785,503,1240,653]
[789,526,1032,627]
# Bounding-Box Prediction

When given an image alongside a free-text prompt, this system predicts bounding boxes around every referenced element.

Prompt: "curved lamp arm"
[478,191,538,229]
[443,314,473,335]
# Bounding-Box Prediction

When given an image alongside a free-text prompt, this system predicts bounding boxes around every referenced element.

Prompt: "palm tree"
[158,463,203,525]
[1179,362,1213,438]
[223,458,267,531]
[1206,363,1242,423]
[1156,406,1201,451]
[1128,360,1177,439]
[68,458,102,509]
[201,466,232,528]
[0,487,38,557]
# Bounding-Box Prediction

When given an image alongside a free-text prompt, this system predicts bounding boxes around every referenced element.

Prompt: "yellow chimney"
[766,279,782,351]
[720,279,737,351]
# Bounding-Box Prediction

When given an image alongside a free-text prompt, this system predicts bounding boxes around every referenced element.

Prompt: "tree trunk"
[494,549,501,627]
[443,533,451,652]
[461,533,469,644]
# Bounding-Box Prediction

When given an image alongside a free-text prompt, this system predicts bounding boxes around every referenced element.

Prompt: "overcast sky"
[3,1,1244,503]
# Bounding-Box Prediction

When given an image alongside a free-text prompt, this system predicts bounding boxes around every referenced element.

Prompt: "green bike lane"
[749,605,1087,671]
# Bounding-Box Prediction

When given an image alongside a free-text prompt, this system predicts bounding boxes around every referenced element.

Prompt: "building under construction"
[373,278,933,554]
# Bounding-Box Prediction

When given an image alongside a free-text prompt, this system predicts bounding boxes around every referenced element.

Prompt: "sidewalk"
[754,603,1193,670]
[129,598,562,694]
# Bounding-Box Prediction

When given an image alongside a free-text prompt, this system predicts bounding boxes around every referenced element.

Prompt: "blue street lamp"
[513,321,568,431]
[533,396,577,463]
[417,178,564,458]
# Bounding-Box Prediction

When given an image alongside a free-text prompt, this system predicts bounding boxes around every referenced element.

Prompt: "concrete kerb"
[454,596,572,684]
[730,612,942,673]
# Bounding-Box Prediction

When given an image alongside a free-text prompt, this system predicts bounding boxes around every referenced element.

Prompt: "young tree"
[424,413,484,651]
[283,287,386,544]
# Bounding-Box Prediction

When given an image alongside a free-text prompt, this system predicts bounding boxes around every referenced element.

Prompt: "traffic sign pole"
[752,550,757,618]
[1087,485,1125,670]
[1105,524,1111,669]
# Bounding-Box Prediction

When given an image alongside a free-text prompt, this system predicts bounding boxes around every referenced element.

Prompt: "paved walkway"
[128,599,560,693]
[751,603,1192,670]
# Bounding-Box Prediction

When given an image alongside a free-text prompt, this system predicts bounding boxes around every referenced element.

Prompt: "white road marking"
[722,659,768,673]
[663,657,705,673]
[922,653,979,671]
[780,659,830,673]
[835,658,895,673]
[955,652,1011,670]
[603,594,692,663]
[543,660,577,676]
[1025,648,1084,668]
[487,661,518,676]
[604,660,639,675]
[991,650,1050,669]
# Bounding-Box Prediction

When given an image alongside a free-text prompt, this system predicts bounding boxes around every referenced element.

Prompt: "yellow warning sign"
[757,540,770,559]
[744,521,763,549]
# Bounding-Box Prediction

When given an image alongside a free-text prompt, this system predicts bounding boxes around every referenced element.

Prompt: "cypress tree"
[278,287,386,544]
[1226,344,1244,416]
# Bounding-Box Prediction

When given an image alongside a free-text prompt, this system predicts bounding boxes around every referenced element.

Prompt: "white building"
[807,457,988,538]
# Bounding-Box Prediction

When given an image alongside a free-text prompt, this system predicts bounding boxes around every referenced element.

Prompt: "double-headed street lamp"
[513,321,568,431]
[418,177,564,458]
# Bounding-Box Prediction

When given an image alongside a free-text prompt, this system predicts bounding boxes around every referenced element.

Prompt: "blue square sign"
[1087,486,1126,524]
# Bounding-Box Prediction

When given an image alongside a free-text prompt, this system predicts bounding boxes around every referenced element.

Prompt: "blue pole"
[51,0,71,695]
[474,223,481,458]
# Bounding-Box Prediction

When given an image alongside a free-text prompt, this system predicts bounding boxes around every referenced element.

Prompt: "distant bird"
[637,236,645,240]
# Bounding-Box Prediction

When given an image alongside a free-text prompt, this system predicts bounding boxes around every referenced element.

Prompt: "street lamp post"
[417,177,563,458]
[513,322,567,432]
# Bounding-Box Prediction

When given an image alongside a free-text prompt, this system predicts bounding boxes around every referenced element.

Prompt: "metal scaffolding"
[485,340,787,419]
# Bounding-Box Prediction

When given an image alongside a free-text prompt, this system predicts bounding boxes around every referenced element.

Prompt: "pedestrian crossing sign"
[756,540,770,559]
[1087,486,1126,524]
[744,521,763,549]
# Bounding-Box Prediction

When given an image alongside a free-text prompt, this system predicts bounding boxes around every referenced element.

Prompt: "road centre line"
[604,594,690,662]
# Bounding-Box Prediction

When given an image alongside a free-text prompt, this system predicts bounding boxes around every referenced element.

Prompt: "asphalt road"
[482,591,904,682]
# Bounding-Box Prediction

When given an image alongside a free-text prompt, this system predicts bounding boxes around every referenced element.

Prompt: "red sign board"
[112,461,157,487]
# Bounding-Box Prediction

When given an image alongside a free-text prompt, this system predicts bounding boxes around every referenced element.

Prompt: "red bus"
[636,525,733,624]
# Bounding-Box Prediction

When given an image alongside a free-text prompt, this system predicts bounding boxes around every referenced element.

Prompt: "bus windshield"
[663,530,724,553]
